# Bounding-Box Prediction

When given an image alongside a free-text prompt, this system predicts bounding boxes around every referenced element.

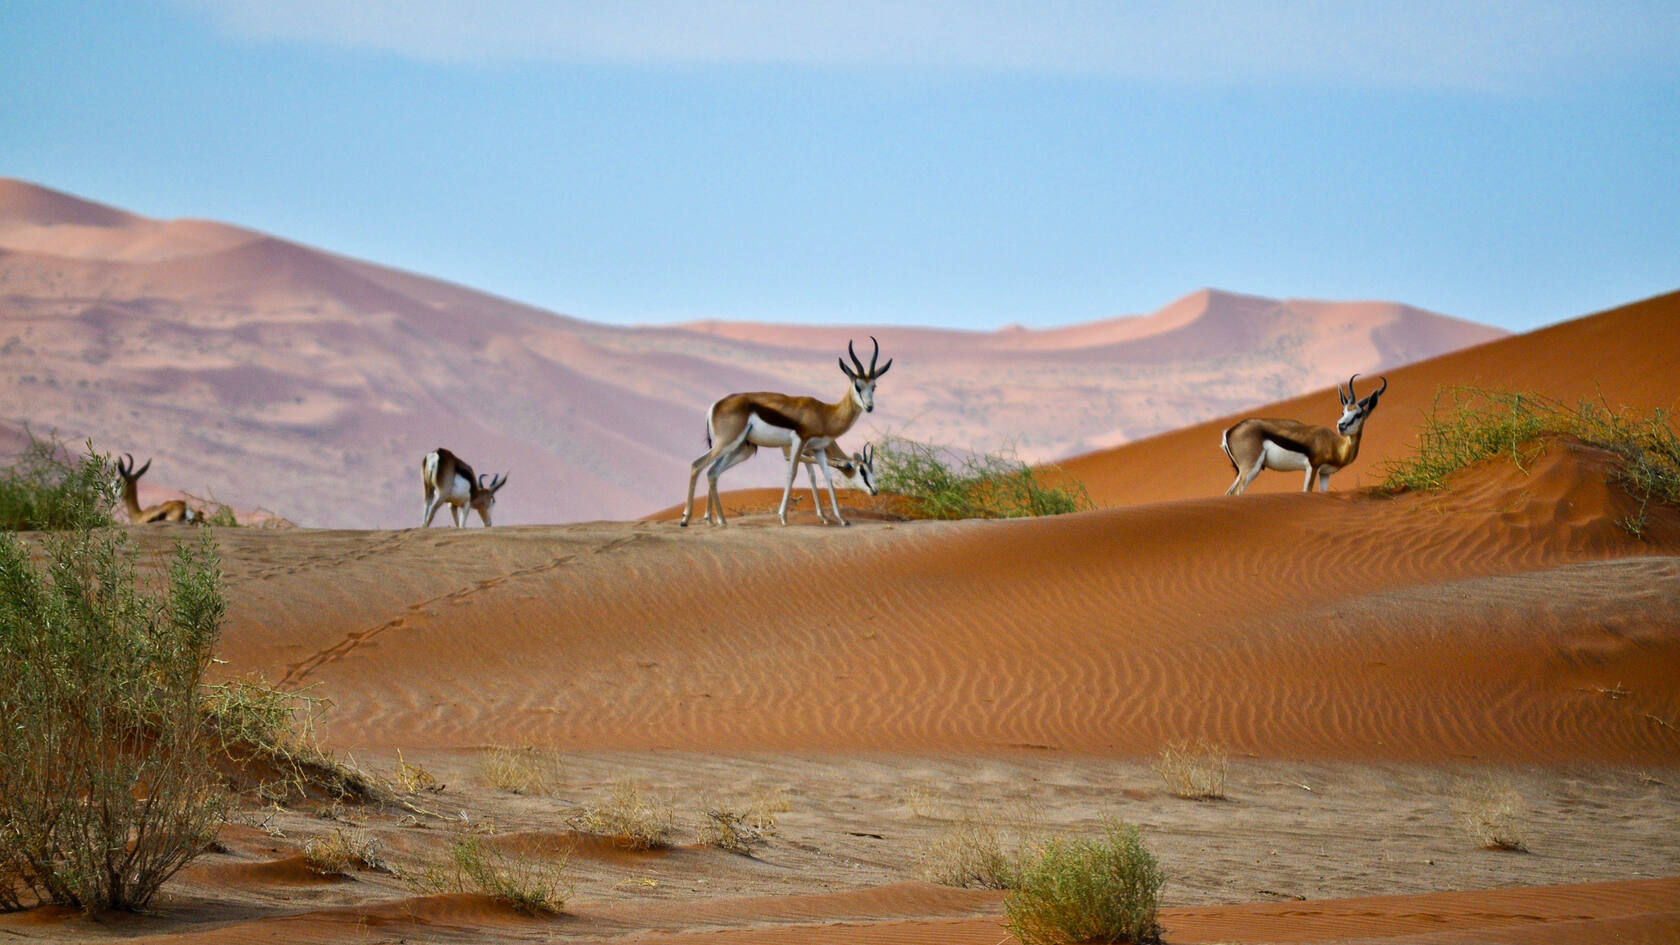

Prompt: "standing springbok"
[700,439,879,527]
[1221,374,1388,495]
[115,454,196,523]
[421,448,507,527]
[681,337,892,527]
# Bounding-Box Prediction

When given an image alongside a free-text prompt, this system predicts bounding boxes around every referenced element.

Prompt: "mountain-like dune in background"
[0,177,1503,527]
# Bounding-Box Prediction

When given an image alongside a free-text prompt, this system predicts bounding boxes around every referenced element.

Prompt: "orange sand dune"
[1062,289,1680,507]
[157,432,1678,766]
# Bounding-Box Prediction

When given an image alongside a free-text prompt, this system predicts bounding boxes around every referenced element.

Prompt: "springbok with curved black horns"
[681,337,892,526]
[421,447,507,527]
[115,454,196,523]
[1221,374,1388,495]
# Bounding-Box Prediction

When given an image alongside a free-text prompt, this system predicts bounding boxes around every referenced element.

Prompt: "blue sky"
[3,1,1676,332]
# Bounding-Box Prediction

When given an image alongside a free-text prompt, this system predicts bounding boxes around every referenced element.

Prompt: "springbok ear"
[492,473,508,493]
[838,357,857,380]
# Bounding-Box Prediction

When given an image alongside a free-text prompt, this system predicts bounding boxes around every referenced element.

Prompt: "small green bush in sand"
[1380,388,1680,521]
[1004,818,1164,945]
[0,431,116,532]
[0,527,224,911]
[874,436,1092,520]
[569,780,676,851]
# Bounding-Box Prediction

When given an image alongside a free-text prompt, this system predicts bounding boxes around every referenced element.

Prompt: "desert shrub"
[0,431,115,531]
[391,750,440,794]
[203,677,379,803]
[874,436,1092,520]
[478,745,560,795]
[1381,388,1680,527]
[1455,776,1529,852]
[419,836,567,915]
[1154,738,1229,800]
[699,807,773,855]
[919,816,1020,889]
[568,781,675,850]
[1004,819,1164,945]
[0,527,225,911]
[303,828,383,875]
[203,504,239,528]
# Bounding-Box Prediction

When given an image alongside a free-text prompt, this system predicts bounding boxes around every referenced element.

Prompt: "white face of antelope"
[838,336,892,414]
[835,449,880,495]
[1335,374,1386,435]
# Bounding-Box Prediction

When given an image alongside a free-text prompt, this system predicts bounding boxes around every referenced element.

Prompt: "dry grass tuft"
[1455,776,1530,852]
[302,828,383,876]
[478,745,560,795]
[1154,738,1229,800]
[920,816,1020,889]
[569,781,676,850]
[390,749,439,794]
[412,835,568,915]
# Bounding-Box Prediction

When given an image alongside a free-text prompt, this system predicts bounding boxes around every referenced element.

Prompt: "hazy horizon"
[4,1,1676,333]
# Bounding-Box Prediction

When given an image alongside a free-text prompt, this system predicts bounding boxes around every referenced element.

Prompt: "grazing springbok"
[681,337,892,527]
[1221,374,1388,495]
[421,448,507,527]
[698,439,879,527]
[114,454,196,523]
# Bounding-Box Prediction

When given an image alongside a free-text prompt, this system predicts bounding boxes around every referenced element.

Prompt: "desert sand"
[4,248,1678,941]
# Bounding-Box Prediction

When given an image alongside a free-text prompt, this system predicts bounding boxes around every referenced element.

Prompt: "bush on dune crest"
[1381,388,1680,528]
[873,436,1092,520]
[0,430,116,532]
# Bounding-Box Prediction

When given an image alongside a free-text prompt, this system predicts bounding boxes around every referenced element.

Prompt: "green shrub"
[874,437,1092,520]
[0,431,116,531]
[0,527,226,911]
[1381,388,1680,515]
[1004,819,1164,945]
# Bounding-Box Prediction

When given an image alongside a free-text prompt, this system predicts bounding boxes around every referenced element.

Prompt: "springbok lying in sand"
[422,448,507,527]
[1222,375,1388,494]
[115,454,196,523]
[682,337,891,527]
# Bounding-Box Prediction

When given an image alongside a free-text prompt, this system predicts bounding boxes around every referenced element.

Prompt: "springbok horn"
[848,338,867,375]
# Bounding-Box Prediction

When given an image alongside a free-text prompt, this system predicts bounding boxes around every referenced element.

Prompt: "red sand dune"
[180,432,1680,766]
[1060,289,1680,507]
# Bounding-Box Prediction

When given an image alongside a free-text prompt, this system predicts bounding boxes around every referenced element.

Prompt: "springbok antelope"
[681,337,892,527]
[698,439,879,527]
[114,454,196,523]
[1221,374,1388,495]
[421,448,507,527]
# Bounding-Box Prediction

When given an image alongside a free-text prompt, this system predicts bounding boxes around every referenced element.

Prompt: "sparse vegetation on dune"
[1004,818,1165,945]
[1155,738,1229,801]
[1381,388,1680,528]
[204,676,382,804]
[873,435,1093,520]
[0,524,224,912]
[413,835,569,915]
[0,430,115,531]
[1455,776,1530,853]
[568,780,676,851]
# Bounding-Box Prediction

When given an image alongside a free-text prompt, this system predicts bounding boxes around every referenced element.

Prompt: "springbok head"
[471,472,508,525]
[838,336,893,413]
[1336,374,1388,435]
